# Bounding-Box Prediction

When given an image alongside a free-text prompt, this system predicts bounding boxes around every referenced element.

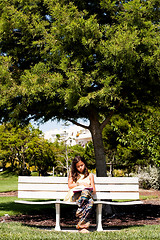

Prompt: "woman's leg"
[76,189,94,229]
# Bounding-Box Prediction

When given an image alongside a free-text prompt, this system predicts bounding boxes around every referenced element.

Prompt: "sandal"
[76,221,90,230]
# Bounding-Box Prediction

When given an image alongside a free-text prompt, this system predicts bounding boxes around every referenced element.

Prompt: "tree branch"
[100,110,114,131]
[67,119,90,130]
[100,103,121,130]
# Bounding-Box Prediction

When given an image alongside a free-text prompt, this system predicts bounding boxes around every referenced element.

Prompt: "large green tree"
[0,0,159,176]
[0,123,55,175]
[103,108,160,173]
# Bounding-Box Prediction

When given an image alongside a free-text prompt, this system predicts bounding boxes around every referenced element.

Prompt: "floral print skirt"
[74,189,94,227]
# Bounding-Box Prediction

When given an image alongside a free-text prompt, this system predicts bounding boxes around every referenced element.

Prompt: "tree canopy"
[103,108,160,173]
[0,123,56,175]
[0,0,159,176]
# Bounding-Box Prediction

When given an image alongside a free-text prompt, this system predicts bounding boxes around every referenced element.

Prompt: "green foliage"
[103,108,160,172]
[26,136,56,176]
[68,144,85,160]
[68,141,95,170]
[84,141,96,170]
[0,0,159,176]
[0,123,55,175]
[113,169,125,177]
[52,138,70,175]
[122,108,160,168]
[52,137,95,175]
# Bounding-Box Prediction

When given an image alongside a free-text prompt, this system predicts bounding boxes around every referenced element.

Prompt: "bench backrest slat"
[17,176,140,200]
[18,183,139,192]
[18,176,68,183]
[18,176,139,184]
[18,191,139,200]
[95,177,139,184]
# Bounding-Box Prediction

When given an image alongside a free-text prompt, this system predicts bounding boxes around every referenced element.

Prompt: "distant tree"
[69,141,96,171]
[26,136,56,176]
[52,137,70,176]
[0,123,55,175]
[0,123,34,174]
[103,108,160,173]
[0,1,159,176]
[52,136,95,175]
[69,144,85,160]
[122,108,160,168]
[52,135,86,176]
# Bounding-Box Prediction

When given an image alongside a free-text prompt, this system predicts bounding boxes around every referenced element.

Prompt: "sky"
[32,119,89,133]
[32,119,71,132]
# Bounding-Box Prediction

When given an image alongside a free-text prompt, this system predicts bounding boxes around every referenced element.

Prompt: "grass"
[140,195,158,200]
[0,171,40,192]
[0,171,18,192]
[0,223,160,240]
[0,195,160,240]
[1,172,160,239]
[0,196,58,217]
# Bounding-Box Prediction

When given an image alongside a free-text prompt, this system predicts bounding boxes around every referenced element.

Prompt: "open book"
[73,186,93,193]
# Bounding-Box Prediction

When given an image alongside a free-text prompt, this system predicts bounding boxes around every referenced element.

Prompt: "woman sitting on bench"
[64,156,96,232]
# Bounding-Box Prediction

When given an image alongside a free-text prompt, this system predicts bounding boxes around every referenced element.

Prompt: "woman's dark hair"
[71,156,89,182]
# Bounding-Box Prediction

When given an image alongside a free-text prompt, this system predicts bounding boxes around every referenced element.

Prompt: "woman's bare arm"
[89,173,96,194]
[68,173,77,189]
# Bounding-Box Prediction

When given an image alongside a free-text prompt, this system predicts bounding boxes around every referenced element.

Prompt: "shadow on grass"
[0,170,17,178]
[21,224,145,232]
[0,198,77,221]
[19,222,146,232]
[1,198,160,231]
[0,198,56,216]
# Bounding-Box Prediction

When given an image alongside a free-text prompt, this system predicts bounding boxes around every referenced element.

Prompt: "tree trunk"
[89,110,107,177]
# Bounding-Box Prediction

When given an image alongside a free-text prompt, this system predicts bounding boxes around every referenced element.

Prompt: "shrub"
[137,166,160,190]
[113,169,125,177]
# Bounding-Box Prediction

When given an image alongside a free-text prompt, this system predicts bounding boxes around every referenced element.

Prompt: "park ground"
[0,189,160,229]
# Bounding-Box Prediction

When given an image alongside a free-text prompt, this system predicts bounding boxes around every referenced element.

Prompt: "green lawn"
[0,196,160,239]
[0,222,160,240]
[0,195,160,240]
[0,196,58,217]
[0,171,40,192]
[0,172,160,239]
[0,171,18,192]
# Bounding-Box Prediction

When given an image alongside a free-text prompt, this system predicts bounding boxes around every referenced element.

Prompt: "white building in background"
[44,125,92,146]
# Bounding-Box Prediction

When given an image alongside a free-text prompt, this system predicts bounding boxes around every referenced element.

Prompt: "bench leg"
[96,203,103,231]
[55,203,61,231]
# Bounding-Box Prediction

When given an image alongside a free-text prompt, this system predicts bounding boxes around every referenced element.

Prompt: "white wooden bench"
[15,176,143,231]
